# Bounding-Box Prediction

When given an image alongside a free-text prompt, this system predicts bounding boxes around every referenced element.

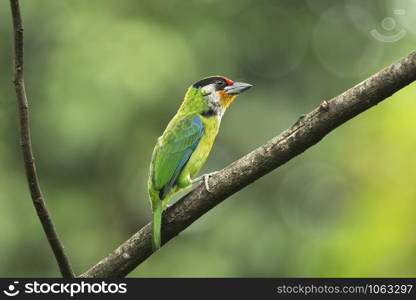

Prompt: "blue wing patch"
[159,115,204,199]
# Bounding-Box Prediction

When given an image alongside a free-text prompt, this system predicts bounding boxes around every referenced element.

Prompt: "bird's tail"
[152,199,162,251]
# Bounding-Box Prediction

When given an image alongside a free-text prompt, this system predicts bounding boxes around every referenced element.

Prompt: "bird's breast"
[183,115,220,179]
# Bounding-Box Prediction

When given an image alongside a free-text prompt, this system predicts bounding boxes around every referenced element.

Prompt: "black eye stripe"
[215,80,226,89]
[192,77,226,89]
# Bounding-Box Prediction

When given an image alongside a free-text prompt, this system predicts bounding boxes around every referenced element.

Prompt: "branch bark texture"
[9,0,74,278]
[81,50,416,278]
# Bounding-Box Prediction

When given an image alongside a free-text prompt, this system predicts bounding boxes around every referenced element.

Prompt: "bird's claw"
[191,171,219,193]
[203,174,212,192]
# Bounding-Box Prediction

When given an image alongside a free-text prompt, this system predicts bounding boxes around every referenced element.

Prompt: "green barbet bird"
[148,76,252,251]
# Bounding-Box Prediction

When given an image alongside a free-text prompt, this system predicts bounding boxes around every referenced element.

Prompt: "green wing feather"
[149,114,203,251]
[152,114,204,199]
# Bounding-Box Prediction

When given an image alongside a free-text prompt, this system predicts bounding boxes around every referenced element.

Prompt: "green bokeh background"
[0,0,415,277]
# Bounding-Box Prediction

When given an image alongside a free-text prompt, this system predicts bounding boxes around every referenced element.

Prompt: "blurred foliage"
[0,0,415,277]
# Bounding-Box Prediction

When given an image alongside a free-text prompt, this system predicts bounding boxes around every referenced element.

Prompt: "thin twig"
[9,0,74,278]
[80,50,416,278]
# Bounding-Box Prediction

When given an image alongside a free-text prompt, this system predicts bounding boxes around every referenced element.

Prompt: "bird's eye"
[216,80,226,89]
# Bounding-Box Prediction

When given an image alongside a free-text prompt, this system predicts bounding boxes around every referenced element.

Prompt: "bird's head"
[190,76,252,116]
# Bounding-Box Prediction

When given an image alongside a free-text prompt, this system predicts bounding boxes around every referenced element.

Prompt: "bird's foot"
[191,171,219,193]
[202,172,218,192]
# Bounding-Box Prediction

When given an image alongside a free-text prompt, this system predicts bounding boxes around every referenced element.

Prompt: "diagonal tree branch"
[80,50,416,278]
[9,0,74,278]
